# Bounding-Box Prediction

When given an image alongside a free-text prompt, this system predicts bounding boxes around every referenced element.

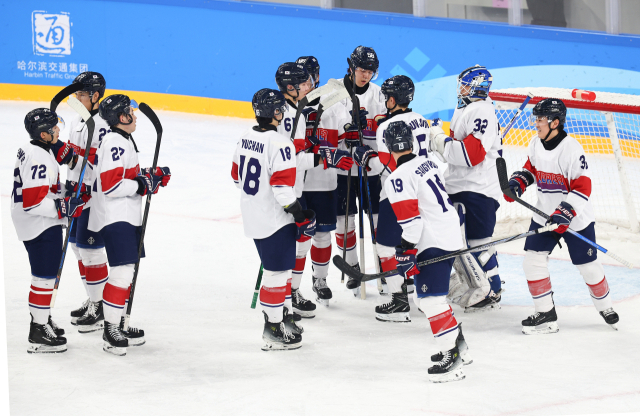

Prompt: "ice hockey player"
[89,94,171,355]
[291,56,354,310]
[504,98,619,334]
[429,65,503,312]
[335,46,387,293]
[352,75,431,322]
[12,108,90,353]
[65,72,112,333]
[232,88,316,350]
[275,63,353,316]
[383,120,469,383]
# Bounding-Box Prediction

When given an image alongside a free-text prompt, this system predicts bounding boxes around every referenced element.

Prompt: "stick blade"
[139,103,163,135]
[66,96,92,120]
[495,157,512,194]
[51,83,84,112]
[332,255,365,281]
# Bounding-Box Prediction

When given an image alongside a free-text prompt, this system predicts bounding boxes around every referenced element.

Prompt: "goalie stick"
[496,157,634,269]
[123,103,163,331]
[50,96,95,308]
[332,223,559,282]
[50,83,84,112]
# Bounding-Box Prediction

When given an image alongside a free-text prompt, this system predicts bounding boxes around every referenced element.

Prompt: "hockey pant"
[102,264,135,324]
[376,243,404,294]
[71,242,109,303]
[415,295,459,353]
[292,232,333,290]
[524,251,612,313]
[336,214,378,267]
[259,269,291,323]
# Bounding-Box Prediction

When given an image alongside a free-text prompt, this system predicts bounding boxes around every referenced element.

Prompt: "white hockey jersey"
[369,110,431,201]
[442,99,502,200]
[335,76,387,176]
[277,100,316,198]
[88,130,142,232]
[522,132,595,231]
[67,111,111,208]
[11,141,65,241]
[232,127,297,239]
[385,155,463,254]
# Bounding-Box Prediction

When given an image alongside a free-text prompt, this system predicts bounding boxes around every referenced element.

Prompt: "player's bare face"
[75,91,98,111]
[288,76,313,102]
[354,68,373,87]
[41,125,60,144]
[119,109,137,133]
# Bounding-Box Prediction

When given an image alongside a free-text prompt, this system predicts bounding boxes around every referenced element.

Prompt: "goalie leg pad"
[468,238,501,295]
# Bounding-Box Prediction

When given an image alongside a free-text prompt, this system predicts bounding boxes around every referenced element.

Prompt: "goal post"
[490,87,640,232]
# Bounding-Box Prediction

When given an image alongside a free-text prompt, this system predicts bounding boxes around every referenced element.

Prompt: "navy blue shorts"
[254,223,296,272]
[299,190,337,232]
[414,247,455,298]
[23,225,62,279]
[336,173,381,216]
[69,208,105,249]
[99,222,145,267]
[376,198,403,248]
[449,191,499,240]
[524,220,598,265]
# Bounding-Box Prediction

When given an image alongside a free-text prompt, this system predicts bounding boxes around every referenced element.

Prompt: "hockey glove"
[503,170,535,202]
[349,109,369,130]
[51,141,78,169]
[429,119,450,160]
[304,134,321,152]
[547,201,576,234]
[353,145,378,169]
[284,201,317,241]
[302,107,317,130]
[64,180,91,199]
[375,113,388,127]
[55,194,91,219]
[395,246,420,278]
[320,148,354,171]
[342,125,361,148]
[142,166,171,187]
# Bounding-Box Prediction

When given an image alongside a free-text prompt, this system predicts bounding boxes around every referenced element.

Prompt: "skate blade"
[429,368,465,383]
[522,321,559,335]
[27,343,67,354]
[77,320,104,334]
[102,341,127,356]
[464,303,501,313]
[351,287,361,298]
[460,352,473,365]
[375,312,411,323]
[315,297,330,307]
[126,337,146,347]
[379,284,389,296]
[608,323,618,331]
[70,317,79,326]
[293,308,316,319]
[261,341,302,351]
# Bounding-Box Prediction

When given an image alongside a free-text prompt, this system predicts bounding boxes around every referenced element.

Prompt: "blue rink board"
[498,253,640,306]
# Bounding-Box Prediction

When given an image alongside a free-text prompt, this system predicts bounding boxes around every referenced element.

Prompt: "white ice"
[2,101,640,416]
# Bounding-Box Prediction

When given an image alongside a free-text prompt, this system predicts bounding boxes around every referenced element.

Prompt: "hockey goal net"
[490,87,640,232]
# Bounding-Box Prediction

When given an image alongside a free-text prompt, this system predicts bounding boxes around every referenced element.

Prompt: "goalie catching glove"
[55,194,91,219]
[135,166,171,196]
[284,200,317,242]
[547,201,576,234]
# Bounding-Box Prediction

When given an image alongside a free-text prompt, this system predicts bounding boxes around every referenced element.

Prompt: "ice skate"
[292,288,316,318]
[431,325,472,365]
[283,307,304,335]
[522,307,559,335]
[77,301,104,333]
[465,292,502,313]
[599,308,619,330]
[120,317,145,346]
[261,312,302,351]
[346,264,361,297]
[103,321,128,356]
[312,276,332,307]
[70,298,90,325]
[375,292,410,323]
[28,321,67,354]
[378,277,389,296]
[48,315,65,336]
[406,277,414,294]
[428,346,465,383]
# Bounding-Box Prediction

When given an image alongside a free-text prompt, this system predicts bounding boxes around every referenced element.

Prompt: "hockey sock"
[576,261,612,312]
[378,244,402,293]
[80,248,109,302]
[260,270,289,323]
[292,257,306,290]
[421,296,458,352]
[71,243,90,297]
[527,278,554,313]
[284,277,293,312]
[122,286,131,317]
[310,231,332,279]
[336,215,358,266]
[524,251,554,312]
[28,276,54,325]
[103,265,134,324]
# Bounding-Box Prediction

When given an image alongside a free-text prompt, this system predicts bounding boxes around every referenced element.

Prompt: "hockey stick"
[358,164,366,299]
[332,223,559,282]
[123,103,163,331]
[50,83,84,112]
[341,154,352,284]
[289,82,340,142]
[496,157,634,268]
[50,96,95,308]
[250,264,264,309]
[301,88,351,154]
[499,92,535,140]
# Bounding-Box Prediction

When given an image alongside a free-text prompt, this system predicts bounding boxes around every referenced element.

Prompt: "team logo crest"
[587,248,593,256]
[88,237,95,245]
[32,11,72,56]
[421,284,428,292]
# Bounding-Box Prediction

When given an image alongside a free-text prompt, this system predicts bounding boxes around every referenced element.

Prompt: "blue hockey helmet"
[73,71,106,101]
[24,108,64,140]
[531,98,567,128]
[381,75,415,107]
[457,65,492,108]
[275,62,313,95]
[99,94,138,126]
[384,121,413,153]
[252,88,288,119]
[349,46,379,81]
[296,56,320,88]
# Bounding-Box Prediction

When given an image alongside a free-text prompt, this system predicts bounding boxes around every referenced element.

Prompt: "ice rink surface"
[2,101,640,416]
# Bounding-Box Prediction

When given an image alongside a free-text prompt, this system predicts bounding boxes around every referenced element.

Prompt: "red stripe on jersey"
[569,175,592,197]
[294,138,307,154]
[22,185,50,209]
[428,309,458,335]
[449,130,455,138]
[523,157,537,176]
[391,199,420,222]
[317,128,339,148]
[462,134,487,166]
[28,291,52,306]
[527,277,552,297]
[311,245,332,263]
[231,162,239,181]
[259,285,286,304]
[587,277,609,298]
[101,167,124,193]
[377,151,397,172]
[124,165,140,180]
[270,167,296,187]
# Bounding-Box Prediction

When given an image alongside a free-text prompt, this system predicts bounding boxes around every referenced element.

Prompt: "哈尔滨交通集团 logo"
[32,11,72,56]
